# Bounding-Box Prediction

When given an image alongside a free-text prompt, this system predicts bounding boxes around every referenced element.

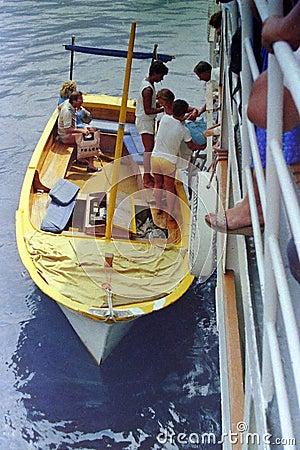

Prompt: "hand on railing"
[261,4,300,53]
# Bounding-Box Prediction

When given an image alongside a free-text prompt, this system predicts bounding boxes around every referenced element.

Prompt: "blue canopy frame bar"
[64,37,175,79]
[64,44,174,62]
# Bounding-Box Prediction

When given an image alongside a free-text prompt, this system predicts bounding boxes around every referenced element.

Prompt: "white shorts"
[135,117,155,135]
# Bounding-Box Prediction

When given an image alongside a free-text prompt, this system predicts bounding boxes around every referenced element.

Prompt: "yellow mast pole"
[105,21,136,240]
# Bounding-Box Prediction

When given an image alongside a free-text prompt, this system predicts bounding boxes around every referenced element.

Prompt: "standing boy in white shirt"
[151,99,205,221]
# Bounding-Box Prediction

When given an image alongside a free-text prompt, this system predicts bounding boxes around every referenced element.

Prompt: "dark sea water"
[0,1,220,448]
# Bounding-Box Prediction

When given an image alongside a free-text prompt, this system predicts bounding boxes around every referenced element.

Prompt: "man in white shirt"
[151,99,206,221]
[193,61,220,115]
[58,92,99,172]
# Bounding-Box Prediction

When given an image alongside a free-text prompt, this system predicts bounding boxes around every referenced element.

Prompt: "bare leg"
[87,156,96,169]
[206,171,264,231]
[141,133,155,188]
[247,71,300,132]
[164,172,176,220]
[153,172,164,213]
[60,135,95,169]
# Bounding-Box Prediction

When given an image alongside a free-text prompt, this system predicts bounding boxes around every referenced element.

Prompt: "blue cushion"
[127,124,144,154]
[91,119,130,134]
[123,135,144,164]
[49,178,79,206]
[41,197,77,233]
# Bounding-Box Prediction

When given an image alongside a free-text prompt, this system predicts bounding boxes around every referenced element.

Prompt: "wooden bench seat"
[39,141,74,189]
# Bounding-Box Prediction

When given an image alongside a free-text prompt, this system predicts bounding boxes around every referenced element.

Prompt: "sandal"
[204,213,263,236]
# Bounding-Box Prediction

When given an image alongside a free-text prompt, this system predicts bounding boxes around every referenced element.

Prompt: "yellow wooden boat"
[16,24,195,364]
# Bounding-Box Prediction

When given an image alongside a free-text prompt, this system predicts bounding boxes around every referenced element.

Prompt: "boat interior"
[30,104,185,246]
[21,97,192,310]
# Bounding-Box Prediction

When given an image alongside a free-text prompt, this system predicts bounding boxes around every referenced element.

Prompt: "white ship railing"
[213,0,300,448]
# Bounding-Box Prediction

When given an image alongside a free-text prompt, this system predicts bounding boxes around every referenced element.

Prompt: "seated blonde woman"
[58,80,77,106]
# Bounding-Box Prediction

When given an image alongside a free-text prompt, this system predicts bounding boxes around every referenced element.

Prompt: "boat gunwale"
[16,94,194,320]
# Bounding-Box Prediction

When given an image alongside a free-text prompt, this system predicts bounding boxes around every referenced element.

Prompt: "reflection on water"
[7,278,220,449]
[1,0,220,448]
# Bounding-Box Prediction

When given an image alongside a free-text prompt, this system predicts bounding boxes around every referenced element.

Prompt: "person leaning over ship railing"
[260,3,300,54]
[57,91,101,173]
[209,10,222,37]
[261,2,300,285]
[205,3,300,282]
[193,60,220,117]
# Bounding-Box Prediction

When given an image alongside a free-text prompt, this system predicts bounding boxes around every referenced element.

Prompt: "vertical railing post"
[261,0,283,405]
[240,0,253,192]
[69,35,75,80]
